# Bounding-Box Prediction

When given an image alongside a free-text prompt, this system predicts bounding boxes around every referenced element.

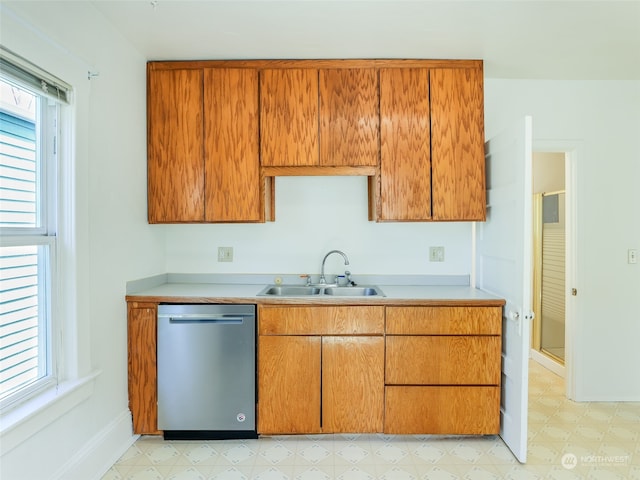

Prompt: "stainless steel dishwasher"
[157,304,257,440]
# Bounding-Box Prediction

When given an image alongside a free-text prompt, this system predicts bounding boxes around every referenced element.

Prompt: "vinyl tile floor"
[102,361,639,479]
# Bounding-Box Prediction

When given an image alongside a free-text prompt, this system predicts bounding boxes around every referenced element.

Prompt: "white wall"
[485,79,640,401]
[0,3,165,479]
[165,176,474,277]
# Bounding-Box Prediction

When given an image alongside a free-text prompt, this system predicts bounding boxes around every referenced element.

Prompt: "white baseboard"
[530,348,565,378]
[51,409,138,480]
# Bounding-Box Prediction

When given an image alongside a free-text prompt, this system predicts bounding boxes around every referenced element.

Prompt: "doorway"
[531,152,567,377]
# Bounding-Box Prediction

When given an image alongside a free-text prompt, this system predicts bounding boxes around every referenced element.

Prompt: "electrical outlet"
[429,246,445,262]
[218,247,233,262]
[629,249,638,264]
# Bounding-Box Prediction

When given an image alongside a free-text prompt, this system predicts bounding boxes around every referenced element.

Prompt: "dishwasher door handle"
[164,315,246,324]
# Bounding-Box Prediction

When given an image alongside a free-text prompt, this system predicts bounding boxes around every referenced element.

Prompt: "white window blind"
[0,54,60,406]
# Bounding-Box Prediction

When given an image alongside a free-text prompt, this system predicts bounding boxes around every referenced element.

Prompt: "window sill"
[0,370,101,454]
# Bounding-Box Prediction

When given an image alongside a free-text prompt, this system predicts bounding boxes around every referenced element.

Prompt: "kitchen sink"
[257,285,384,297]
[323,287,382,296]
[259,286,321,296]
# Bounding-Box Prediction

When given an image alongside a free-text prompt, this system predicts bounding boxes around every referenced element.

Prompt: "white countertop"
[126,274,505,306]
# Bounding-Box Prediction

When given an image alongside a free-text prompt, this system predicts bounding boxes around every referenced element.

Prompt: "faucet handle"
[344,270,356,286]
[300,274,312,286]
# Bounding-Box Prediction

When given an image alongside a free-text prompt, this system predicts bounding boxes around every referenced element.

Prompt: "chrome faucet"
[319,250,350,285]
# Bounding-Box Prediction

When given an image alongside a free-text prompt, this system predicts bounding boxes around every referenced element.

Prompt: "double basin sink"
[257,285,385,297]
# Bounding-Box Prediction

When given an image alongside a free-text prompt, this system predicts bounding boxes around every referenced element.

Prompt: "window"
[0,49,69,409]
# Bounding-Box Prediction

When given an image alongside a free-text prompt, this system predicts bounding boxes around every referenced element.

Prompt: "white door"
[476,116,534,463]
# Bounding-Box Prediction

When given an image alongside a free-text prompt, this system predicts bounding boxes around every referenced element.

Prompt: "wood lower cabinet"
[127,302,160,434]
[385,386,500,435]
[258,335,322,433]
[126,300,503,437]
[384,306,501,435]
[322,336,384,432]
[257,305,385,434]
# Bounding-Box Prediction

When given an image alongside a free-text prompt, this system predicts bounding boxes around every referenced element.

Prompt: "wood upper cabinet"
[260,67,379,169]
[379,68,431,220]
[257,305,384,434]
[260,69,319,167]
[148,60,485,223]
[204,68,262,222]
[377,65,485,221]
[319,69,379,167]
[147,65,265,223]
[431,67,485,221]
[148,68,204,223]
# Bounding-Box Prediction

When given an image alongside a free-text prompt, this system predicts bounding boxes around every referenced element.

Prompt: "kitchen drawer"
[384,386,500,434]
[385,336,501,385]
[258,305,384,335]
[385,306,501,335]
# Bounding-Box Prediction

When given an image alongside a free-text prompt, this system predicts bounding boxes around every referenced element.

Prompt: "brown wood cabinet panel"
[322,336,384,433]
[384,386,500,434]
[431,67,485,221]
[127,302,160,434]
[260,69,319,167]
[379,68,431,220]
[319,69,379,167]
[385,336,501,385]
[386,306,502,335]
[258,305,384,335]
[147,68,204,223]
[204,68,262,222]
[258,335,321,434]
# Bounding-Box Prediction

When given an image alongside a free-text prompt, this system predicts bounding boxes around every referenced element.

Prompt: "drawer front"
[258,305,385,335]
[384,386,500,434]
[386,306,501,335]
[385,336,501,385]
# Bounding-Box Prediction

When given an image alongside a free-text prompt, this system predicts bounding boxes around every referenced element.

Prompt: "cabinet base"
[163,430,258,440]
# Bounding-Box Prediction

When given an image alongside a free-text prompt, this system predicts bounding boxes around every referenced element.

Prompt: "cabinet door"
[204,68,262,221]
[322,336,384,433]
[386,335,501,385]
[127,303,160,434]
[147,68,204,222]
[385,386,500,434]
[379,68,431,220]
[257,335,321,434]
[259,305,385,335]
[430,67,485,220]
[260,69,319,167]
[319,69,379,167]
[386,306,502,335]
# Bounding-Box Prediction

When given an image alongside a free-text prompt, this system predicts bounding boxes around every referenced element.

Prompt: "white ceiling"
[91,0,640,80]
